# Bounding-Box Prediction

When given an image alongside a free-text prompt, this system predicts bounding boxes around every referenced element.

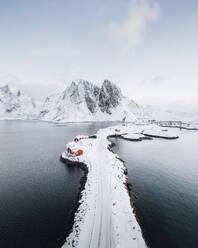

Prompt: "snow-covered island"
[60,124,179,248]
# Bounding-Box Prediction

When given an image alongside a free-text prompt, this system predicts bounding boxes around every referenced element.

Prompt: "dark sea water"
[113,129,198,248]
[0,120,113,248]
[1,121,198,248]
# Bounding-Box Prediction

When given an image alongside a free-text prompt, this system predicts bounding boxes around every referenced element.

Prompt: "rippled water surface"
[113,129,198,248]
[0,120,114,248]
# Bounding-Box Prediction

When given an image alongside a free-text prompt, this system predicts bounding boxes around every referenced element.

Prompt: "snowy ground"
[61,124,179,248]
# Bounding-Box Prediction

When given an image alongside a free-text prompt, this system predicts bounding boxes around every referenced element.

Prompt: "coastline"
[159,125,198,131]
[59,157,89,246]
[60,144,147,247]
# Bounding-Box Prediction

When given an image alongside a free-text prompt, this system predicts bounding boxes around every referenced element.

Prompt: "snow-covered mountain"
[39,79,143,122]
[0,85,39,120]
[1,80,196,123]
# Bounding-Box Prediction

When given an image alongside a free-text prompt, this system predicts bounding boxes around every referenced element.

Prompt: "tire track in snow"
[89,141,112,248]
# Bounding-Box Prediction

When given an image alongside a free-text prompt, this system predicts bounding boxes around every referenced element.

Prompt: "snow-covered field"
[61,124,179,248]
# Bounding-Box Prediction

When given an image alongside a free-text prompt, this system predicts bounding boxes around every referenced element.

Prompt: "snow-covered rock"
[98,79,122,114]
[0,85,39,120]
[39,79,142,122]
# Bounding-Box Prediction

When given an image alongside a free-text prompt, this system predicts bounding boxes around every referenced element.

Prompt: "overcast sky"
[0,0,198,103]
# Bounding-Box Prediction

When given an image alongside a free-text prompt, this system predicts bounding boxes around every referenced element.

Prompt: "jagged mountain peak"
[0,84,39,119]
[0,85,25,98]
[99,80,122,114]
[68,79,96,93]
[102,79,117,87]
[0,85,10,94]
[101,79,122,100]
[71,78,88,85]
[64,80,100,113]
[0,80,142,122]
[68,79,98,93]
[39,79,140,122]
[0,81,196,122]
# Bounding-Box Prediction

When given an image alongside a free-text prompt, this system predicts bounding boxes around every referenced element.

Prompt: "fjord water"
[113,129,198,248]
[0,120,113,248]
[1,122,198,248]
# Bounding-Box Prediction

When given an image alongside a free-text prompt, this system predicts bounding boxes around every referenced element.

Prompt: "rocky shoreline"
[59,157,89,242]
[60,140,143,245]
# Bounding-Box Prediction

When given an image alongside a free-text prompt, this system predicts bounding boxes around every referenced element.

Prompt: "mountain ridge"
[39,79,142,122]
[0,84,39,120]
[1,80,197,122]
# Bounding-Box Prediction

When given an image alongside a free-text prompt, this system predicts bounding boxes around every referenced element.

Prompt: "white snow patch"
[142,125,179,139]
[122,133,146,140]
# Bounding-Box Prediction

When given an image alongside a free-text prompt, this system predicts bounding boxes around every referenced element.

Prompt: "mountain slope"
[1,81,197,122]
[0,85,39,120]
[39,79,143,122]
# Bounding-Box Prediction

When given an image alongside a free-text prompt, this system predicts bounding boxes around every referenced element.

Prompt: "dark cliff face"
[65,79,123,115]
[68,80,100,114]
[85,96,97,113]
[39,79,130,120]
[86,86,100,113]
[82,81,100,114]
[98,80,122,114]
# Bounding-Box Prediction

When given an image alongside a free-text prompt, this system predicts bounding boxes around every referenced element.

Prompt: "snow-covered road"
[61,124,179,248]
[61,126,149,248]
